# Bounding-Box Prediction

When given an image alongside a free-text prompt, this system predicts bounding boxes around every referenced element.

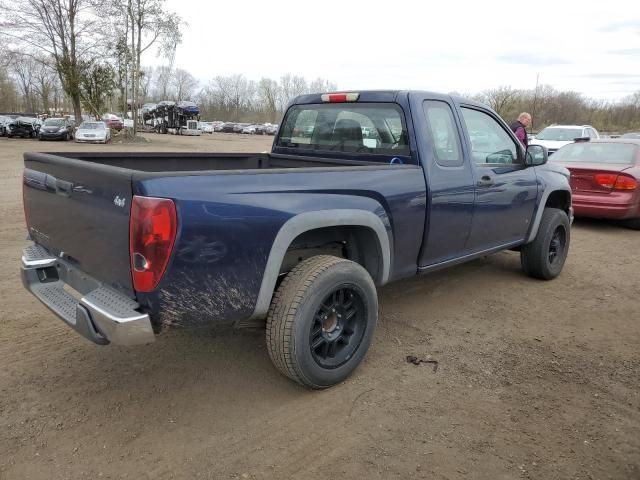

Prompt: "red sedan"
[550,139,640,229]
[103,117,123,131]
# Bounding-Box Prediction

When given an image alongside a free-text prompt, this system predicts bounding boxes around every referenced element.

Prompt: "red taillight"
[129,196,177,292]
[594,173,617,189]
[594,173,637,190]
[613,174,637,190]
[321,92,359,103]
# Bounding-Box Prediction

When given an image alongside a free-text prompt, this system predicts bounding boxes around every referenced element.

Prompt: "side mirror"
[486,149,516,164]
[525,144,548,166]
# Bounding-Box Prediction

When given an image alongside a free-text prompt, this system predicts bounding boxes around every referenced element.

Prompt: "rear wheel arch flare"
[283,225,384,283]
[249,210,392,320]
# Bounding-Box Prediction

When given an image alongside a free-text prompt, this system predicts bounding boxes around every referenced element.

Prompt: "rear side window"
[423,100,463,167]
[277,103,410,157]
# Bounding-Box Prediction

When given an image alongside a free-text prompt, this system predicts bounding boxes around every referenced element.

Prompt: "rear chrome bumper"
[21,244,155,346]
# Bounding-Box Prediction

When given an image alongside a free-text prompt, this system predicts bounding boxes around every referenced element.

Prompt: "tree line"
[471,85,640,133]
[0,0,638,132]
[0,0,181,134]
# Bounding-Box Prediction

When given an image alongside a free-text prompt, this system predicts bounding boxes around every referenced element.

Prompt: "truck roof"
[291,90,487,110]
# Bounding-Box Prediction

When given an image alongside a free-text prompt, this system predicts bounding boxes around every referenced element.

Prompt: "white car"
[530,125,599,154]
[75,121,111,144]
[242,124,258,134]
[199,122,214,134]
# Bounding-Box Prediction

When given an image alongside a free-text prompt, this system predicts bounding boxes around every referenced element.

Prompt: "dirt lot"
[1,133,639,480]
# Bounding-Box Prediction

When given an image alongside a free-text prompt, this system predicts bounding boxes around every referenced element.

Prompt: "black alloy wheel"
[309,287,367,369]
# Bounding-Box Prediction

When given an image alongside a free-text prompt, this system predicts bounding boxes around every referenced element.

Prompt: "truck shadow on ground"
[33,251,527,404]
[17,231,603,426]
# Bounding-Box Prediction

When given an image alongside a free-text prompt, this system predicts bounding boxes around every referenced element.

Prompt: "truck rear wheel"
[521,208,570,280]
[266,255,378,389]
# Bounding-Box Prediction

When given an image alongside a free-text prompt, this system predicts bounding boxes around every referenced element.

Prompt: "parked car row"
[3,116,41,138]
[1,114,121,143]
[198,121,225,134]
[216,122,279,135]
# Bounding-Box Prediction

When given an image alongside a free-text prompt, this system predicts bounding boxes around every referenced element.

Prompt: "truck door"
[412,95,476,267]
[457,105,538,251]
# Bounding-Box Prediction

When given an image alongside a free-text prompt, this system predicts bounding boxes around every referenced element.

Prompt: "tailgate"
[23,153,134,295]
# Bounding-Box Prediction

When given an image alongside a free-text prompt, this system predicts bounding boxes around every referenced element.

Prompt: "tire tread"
[521,207,570,280]
[266,255,352,387]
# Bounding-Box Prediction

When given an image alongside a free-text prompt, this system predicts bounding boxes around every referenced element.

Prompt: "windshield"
[551,142,638,164]
[536,127,583,141]
[44,119,64,127]
[79,122,104,130]
[277,103,410,157]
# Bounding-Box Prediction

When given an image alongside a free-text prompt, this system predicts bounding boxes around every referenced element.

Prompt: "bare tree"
[278,73,293,112]
[290,75,307,97]
[309,78,337,94]
[153,64,174,99]
[139,66,154,102]
[227,74,248,121]
[258,78,279,123]
[478,86,519,118]
[9,54,37,112]
[0,0,99,120]
[278,73,310,110]
[110,33,132,115]
[624,91,640,108]
[119,0,182,133]
[32,58,59,114]
[172,68,197,101]
[0,65,18,111]
[198,74,338,122]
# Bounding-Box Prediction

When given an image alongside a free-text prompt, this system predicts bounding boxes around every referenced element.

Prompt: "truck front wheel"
[521,208,570,280]
[266,255,378,389]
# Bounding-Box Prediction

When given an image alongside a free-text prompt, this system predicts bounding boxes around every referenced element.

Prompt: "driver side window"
[461,108,521,166]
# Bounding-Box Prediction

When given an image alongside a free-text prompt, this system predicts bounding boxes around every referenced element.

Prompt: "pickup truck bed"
[23,149,423,340]
[41,152,383,171]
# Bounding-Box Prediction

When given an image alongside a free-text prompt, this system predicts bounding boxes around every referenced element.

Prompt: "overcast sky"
[161,0,640,101]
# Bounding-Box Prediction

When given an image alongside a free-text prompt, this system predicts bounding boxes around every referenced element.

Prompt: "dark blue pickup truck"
[21,90,573,388]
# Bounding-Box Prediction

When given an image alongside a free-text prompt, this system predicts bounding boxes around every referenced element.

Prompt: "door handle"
[55,179,73,197]
[477,175,494,187]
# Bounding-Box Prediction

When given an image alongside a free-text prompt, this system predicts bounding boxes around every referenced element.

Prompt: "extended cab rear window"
[277,103,410,158]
